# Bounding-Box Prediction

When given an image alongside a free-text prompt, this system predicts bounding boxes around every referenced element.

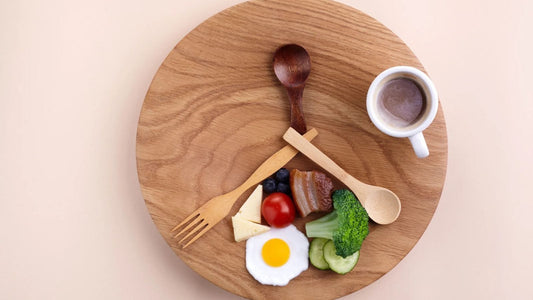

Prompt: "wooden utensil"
[273,44,311,134]
[172,128,318,247]
[283,127,401,224]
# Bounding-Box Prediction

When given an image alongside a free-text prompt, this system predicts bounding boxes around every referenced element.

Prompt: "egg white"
[245,224,309,286]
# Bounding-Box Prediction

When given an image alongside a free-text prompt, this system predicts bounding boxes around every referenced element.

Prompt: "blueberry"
[262,177,277,194]
[275,168,290,183]
[276,182,291,195]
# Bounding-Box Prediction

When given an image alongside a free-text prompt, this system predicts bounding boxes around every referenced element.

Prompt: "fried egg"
[246,224,309,286]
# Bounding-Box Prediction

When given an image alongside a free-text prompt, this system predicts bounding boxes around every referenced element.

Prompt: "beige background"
[1,0,532,299]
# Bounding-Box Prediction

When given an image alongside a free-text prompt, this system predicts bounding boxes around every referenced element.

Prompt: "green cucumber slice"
[309,238,330,270]
[323,240,359,274]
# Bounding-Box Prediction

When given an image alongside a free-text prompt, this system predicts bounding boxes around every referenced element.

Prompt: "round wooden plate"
[136,0,448,299]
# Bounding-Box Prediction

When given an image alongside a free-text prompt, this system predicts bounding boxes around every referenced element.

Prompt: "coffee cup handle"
[408,132,429,158]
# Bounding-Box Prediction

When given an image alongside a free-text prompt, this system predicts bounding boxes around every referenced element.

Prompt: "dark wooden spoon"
[273,44,311,134]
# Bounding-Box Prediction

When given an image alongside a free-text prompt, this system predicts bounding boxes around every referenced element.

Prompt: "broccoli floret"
[305,189,369,258]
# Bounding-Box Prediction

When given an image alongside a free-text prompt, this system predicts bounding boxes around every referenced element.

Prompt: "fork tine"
[173,216,204,238]
[171,211,200,232]
[181,223,213,248]
[178,219,207,243]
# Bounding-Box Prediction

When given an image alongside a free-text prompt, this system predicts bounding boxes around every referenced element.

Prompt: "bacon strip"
[290,169,333,217]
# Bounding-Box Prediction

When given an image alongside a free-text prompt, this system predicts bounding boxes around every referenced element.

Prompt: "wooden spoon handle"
[283,127,366,196]
[287,86,307,134]
[236,128,318,194]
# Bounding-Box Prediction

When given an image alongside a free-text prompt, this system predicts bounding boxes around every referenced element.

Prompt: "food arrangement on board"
[167,42,440,286]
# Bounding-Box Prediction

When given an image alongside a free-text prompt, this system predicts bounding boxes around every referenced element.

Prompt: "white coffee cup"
[366,66,438,158]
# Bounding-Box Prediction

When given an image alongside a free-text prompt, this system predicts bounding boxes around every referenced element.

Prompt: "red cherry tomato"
[261,192,295,228]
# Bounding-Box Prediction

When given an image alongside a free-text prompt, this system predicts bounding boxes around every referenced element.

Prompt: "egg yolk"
[261,238,290,267]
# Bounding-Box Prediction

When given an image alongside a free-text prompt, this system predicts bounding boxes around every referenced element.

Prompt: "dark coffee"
[377,77,426,128]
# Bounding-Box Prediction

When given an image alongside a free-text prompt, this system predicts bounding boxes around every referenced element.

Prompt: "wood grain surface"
[136,0,448,299]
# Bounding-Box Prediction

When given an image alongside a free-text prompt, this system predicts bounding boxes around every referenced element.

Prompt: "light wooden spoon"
[283,127,401,224]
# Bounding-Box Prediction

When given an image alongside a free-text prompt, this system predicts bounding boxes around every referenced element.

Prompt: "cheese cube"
[234,184,263,223]
[232,216,270,242]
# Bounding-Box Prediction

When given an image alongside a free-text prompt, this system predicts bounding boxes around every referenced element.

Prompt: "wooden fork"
[171,128,318,248]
